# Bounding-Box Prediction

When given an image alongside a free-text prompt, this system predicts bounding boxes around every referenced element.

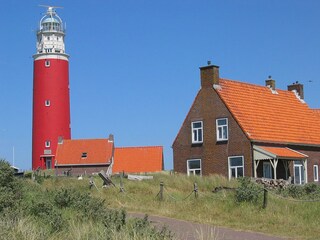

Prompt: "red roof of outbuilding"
[216,79,320,146]
[55,139,114,166]
[113,146,163,173]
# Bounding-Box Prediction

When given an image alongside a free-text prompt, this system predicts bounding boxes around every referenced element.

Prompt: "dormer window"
[216,118,228,141]
[81,152,87,158]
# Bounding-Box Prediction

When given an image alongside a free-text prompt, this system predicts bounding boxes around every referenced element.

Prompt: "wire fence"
[90,177,320,208]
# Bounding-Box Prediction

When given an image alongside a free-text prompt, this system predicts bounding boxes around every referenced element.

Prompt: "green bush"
[235,177,262,203]
[53,188,76,208]
[29,200,65,232]
[0,160,21,212]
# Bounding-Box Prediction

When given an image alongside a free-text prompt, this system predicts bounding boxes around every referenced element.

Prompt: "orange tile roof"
[258,146,308,159]
[313,109,320,119]
[113,146,163,173]
[56,139,113,166]
[216,79,320,146]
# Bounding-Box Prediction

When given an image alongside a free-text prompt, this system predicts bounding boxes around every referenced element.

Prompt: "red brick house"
[173,64,320,184]
[113,146,164,174]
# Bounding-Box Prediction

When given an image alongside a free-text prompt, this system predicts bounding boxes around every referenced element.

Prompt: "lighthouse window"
[45,100,50,106]
[45,60,50,67]
[45,141,51,148]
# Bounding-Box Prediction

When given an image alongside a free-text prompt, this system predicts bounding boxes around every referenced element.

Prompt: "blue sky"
[0,0,319,170]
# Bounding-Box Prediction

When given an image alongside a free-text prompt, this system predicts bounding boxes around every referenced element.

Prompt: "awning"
[253,145,308,160]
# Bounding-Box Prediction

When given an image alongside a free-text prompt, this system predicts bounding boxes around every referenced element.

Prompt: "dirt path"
[128,213,290,240]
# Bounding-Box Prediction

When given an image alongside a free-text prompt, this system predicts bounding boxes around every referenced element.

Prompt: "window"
[45,140,50,148]
[45,100,50,106]
[314,165,319,182]
[191,121,203,144]
[263,162,272,179]
[216,118,228,141]
[45,60,50,67]
[294,161,305,185]
[81,152,87,158]
[187,159,201,176]
[228,156,244,179]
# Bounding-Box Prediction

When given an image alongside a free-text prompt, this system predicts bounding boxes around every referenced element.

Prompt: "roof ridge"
[115,146,163,149]
[220,78,288,92]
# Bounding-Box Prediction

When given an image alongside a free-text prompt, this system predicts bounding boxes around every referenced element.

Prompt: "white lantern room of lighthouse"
[36,7,66,55]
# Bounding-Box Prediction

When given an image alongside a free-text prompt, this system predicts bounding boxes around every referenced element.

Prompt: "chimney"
[265,76,275,90]
[108,134,114,142]
[58,136,63,144]
[287,81,304,99]
[200,62,220,88]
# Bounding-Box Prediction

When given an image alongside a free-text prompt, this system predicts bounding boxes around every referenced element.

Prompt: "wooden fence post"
[263,186,268,209]
[159,182,164,201]
[119,173,125,193]
[194,182,198,199]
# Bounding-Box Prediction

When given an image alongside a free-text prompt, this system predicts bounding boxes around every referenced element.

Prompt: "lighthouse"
[32,6,71,170]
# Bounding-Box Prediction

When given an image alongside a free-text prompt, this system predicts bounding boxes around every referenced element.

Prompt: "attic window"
[81,152,87,158]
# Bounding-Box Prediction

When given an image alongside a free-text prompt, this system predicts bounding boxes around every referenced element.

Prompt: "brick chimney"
[108,134,114,142]
[288,81,304,99]
[200,62,220,88]
[265,76,275,90]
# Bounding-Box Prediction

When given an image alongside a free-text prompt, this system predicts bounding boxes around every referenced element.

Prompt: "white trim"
[228,156,244,180]
[314,165,319,182]
[187,159,202,176]
[33,54,69,61]
[45,100,50,106]
[191,121,203,144]
[216,118,228,141]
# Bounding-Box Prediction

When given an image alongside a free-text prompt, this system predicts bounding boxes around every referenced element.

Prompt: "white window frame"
[191,121,203,144]
[45,60,50,67]
[228,156,244,180]
[45,100,50,106]
[187,159,202,176]
[314,165,319,182]
[294,161,305,185]
[216,118,228,141]
[81,152,88,158]
[45,140,50,148]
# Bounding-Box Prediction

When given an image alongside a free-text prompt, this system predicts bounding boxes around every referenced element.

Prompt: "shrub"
[235,177,262,203]
[53,188,76,208]
[29,200,65,232]
[103,208,126,231]
[0,160,21,212]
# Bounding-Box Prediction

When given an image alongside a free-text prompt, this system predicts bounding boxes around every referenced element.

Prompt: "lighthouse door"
[45,157,52,169]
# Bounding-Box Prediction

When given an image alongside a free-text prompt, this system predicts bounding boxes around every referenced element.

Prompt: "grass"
[2,167,320,240]
[77,173,320,240]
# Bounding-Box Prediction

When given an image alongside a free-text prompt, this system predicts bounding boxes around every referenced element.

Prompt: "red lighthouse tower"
[32,6,71,170]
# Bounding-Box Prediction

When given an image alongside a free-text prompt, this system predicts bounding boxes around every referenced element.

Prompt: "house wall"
[290,145,320,183]
[173,86,252,177]
[55,165,109,176]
